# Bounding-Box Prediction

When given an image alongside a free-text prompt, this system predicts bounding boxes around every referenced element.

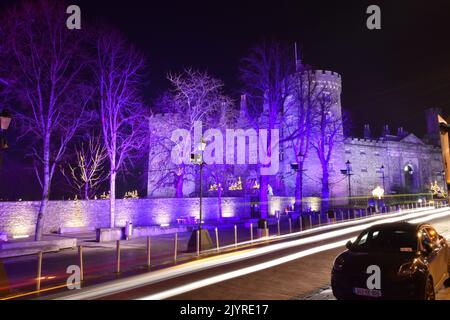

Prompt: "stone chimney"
[423,107,443,146]
[397,127,407,137]
[425,107,442,136]
[381,124,390,137]
[363,124,371,139]
[239,94,247,118]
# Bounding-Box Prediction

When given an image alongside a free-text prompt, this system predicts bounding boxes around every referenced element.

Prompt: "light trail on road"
[138,207,450,300]
[51,206,450,300]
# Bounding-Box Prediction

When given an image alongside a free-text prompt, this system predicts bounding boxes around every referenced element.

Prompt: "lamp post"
[198,137,206,235]
[0,109,12,173]
[379,165,386,191]
[187,137,213,253]
[290,151,305,215]
[341,160,353,206]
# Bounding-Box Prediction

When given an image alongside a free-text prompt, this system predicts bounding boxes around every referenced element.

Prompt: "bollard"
[288,218,292,233]
[277,219,280,236]
[146,236,151,269]
[339,210,343,221]
[234,225,238,247]
[78,245,84,282]
[116,240,121,274]
[36,251,43,292]
[196,229,200,256]
[299,216,303,232]
[318,213,321,226]
[174,233,178,263]
[264,221,268,237]
[309,215,312,229]
[250,223,253,243]
[215,227,220,251]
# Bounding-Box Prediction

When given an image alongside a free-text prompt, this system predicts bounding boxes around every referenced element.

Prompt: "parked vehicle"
[331,222,449,299]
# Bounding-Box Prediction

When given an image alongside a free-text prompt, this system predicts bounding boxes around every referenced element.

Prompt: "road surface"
[45,206,450,300]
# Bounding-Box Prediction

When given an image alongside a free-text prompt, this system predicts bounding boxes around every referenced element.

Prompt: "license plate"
[353,287,382,298]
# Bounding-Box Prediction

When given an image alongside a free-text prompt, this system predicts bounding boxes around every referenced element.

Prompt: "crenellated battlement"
[315,69,341,79]
[345,137,386,146]
[312,70,342,92]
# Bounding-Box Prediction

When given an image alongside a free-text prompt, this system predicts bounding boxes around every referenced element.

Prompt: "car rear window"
[353,228,417,252]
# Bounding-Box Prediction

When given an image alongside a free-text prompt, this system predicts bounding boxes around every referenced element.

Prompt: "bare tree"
[240,39,294,218]
[282,65,320,214]
[205,164,235,221]
[164,69,233,198]
[2,1,91,240]
[61,136,108,200]
[95,31,148,228]
[311,91,345,212]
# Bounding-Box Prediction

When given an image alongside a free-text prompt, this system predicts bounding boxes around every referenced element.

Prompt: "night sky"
[67,0,450,137]
[2,0,450,199]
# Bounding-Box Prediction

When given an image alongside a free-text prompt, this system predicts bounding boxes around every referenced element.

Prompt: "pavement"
[43,206,450,300]
[0,220,296,299]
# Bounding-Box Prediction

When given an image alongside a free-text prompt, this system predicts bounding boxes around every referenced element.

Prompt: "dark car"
[331,222,449,300]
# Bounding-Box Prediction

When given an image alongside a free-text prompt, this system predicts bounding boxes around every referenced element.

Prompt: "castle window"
[345,149,351,154]
[360,150,366,155]
[374,152,380,156]
[361,168,368,173]
[328,162,335,172]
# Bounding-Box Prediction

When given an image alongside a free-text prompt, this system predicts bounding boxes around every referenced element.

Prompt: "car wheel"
[424,277,435,300]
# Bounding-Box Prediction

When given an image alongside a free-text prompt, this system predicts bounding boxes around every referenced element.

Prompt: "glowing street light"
[372,186,385,200]
[0,109,12,131]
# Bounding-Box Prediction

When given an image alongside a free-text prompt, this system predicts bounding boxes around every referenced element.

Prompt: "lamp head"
[0,109,12,131]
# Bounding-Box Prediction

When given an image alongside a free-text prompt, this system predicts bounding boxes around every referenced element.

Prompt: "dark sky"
[2,0,450,199]
[64,0,450,137]
[2,0,449,136]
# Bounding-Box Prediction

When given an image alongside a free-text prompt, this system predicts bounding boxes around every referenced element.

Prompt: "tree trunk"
[259,175,268,218]
[321,167,330,213]
[84,182,89,200]
[217,186,223,222]
[175,172,183,198]
[35,135,51,241]
[110,170,116,228]
[294,162,304,215]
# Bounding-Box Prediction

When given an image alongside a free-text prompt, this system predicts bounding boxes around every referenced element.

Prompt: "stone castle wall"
[0,197,249,237]
[0,195,326,237]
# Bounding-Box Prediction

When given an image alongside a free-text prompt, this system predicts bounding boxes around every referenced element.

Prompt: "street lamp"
[290,151,305,215]
[0,109,12,131]
[197,137,206,234]
[379,164,386,191]
[0,109,12,173]
[340,160,353,206]
[187,137,213,253]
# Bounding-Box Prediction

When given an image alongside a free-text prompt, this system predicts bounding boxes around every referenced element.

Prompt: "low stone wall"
[0,197,251,237]
[0,196,323,238]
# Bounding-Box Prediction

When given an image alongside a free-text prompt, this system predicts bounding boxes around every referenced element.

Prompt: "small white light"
[160,223,170,227]
[12,234,30,239]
